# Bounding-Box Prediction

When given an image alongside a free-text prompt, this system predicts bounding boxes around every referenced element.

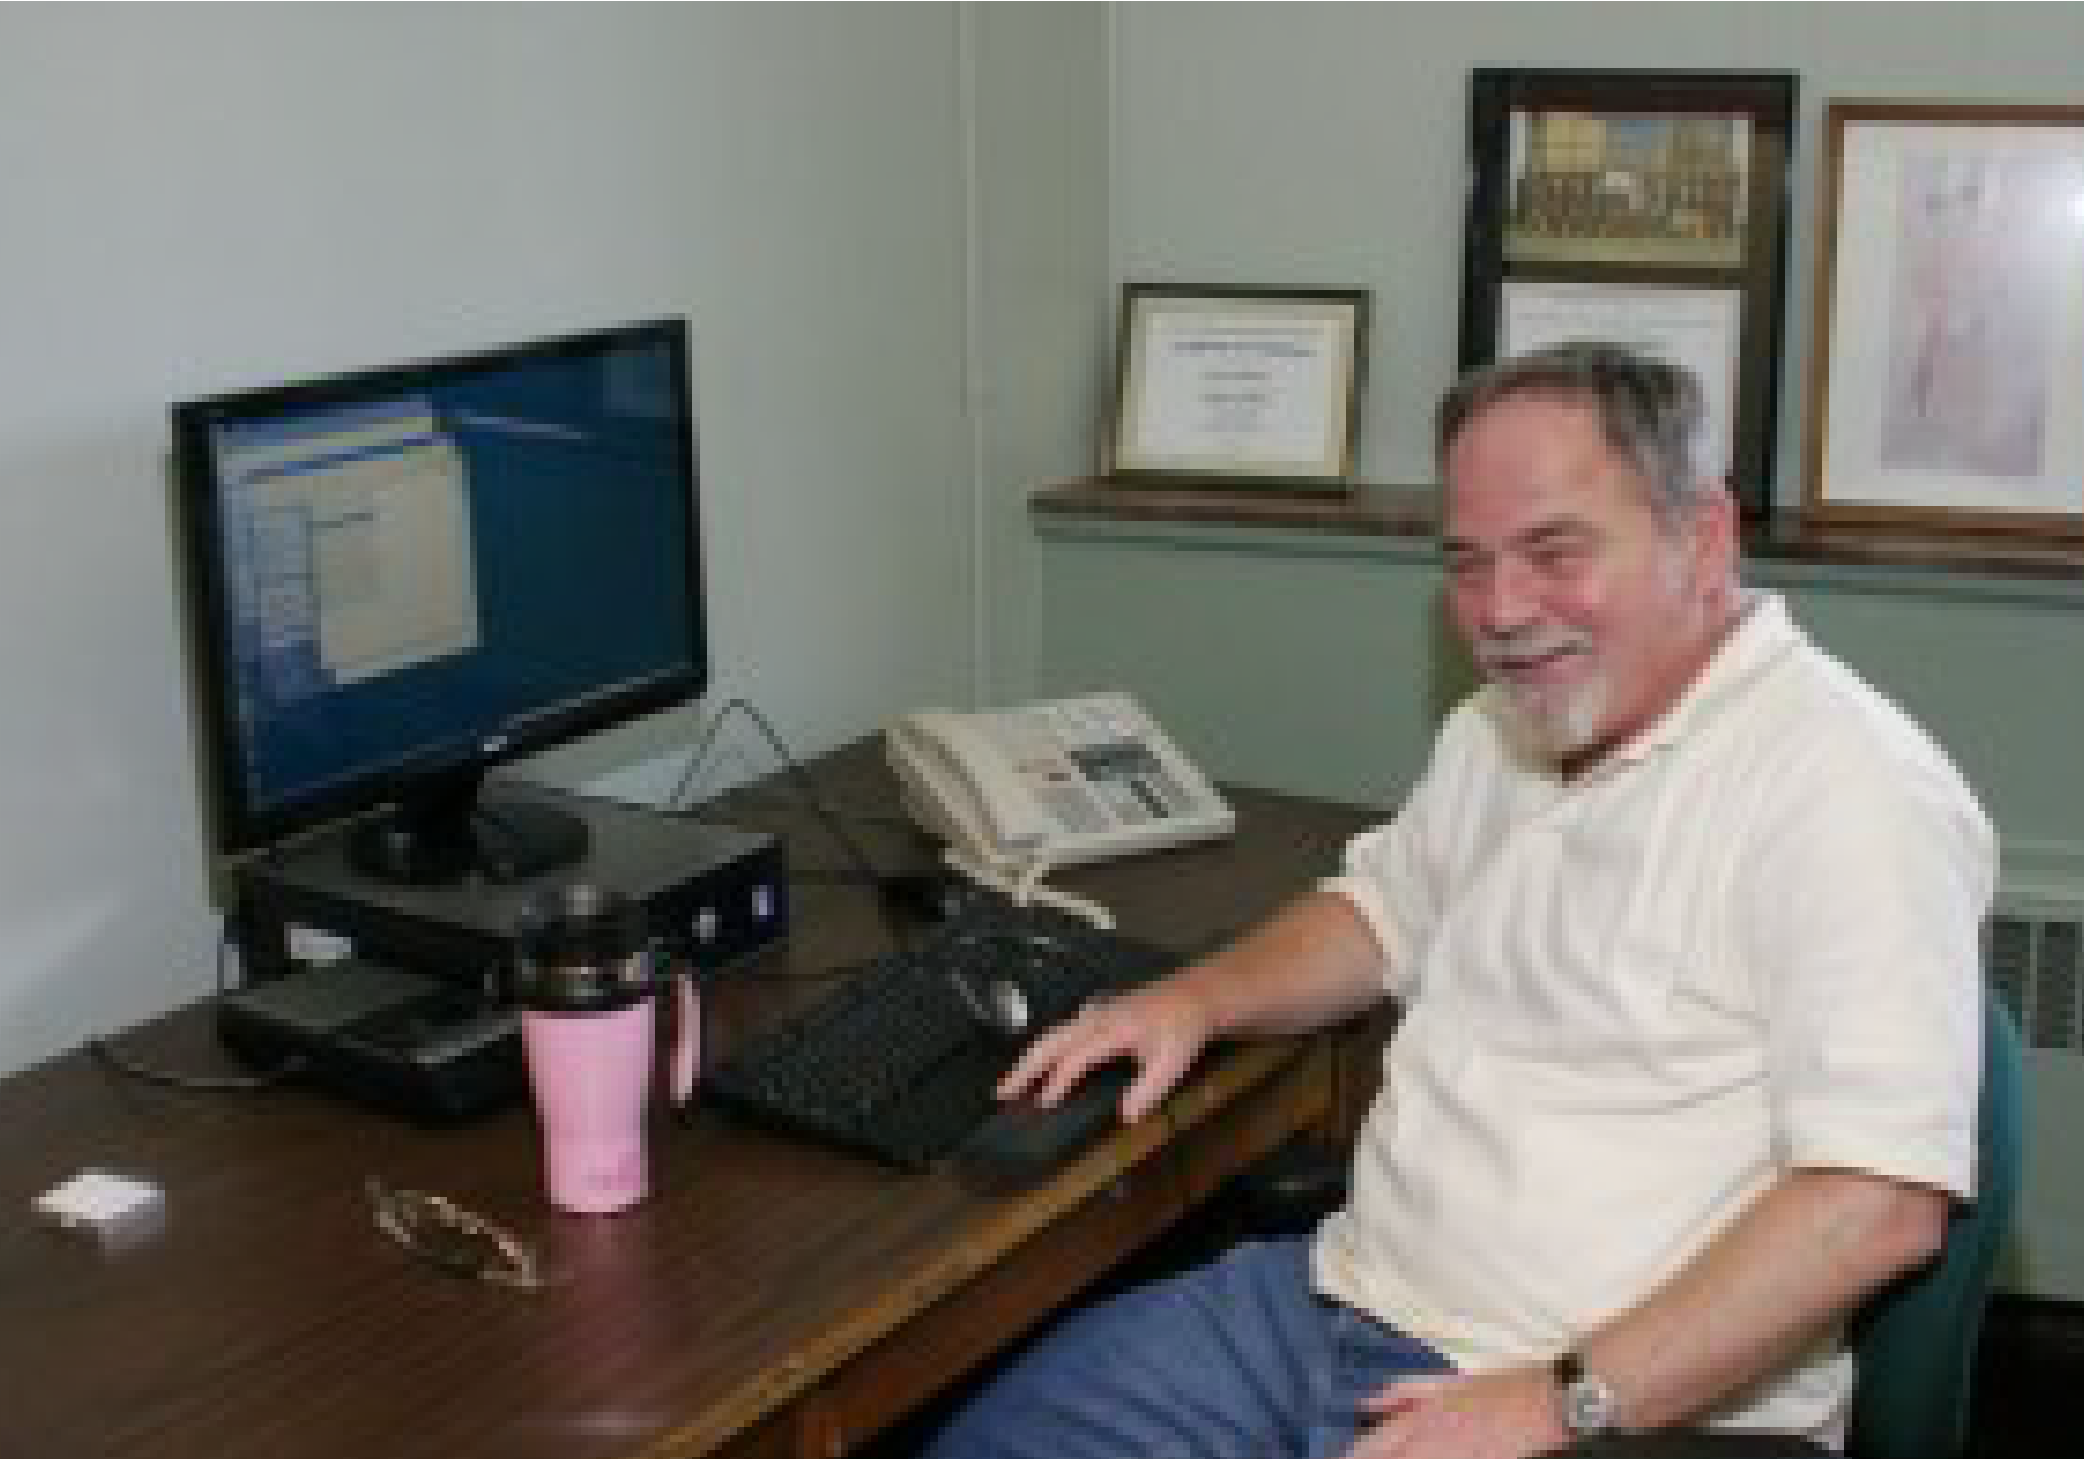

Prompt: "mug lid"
[512,883,655,1010]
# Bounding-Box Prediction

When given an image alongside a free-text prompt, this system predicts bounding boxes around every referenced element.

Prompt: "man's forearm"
[1577,1167,1951,1431]
[1174,890,1390,1039]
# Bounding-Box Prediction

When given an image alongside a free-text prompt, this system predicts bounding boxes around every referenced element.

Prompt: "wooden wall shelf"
[1032,480,2084,585]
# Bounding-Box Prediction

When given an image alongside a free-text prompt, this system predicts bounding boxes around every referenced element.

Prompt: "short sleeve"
[1742,726,1994,1198]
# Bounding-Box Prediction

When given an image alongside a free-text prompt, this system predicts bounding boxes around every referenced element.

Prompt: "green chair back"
[1845,989,2028,1459]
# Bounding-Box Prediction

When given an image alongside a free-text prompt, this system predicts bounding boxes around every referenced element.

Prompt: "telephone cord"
[941,846,1116,931]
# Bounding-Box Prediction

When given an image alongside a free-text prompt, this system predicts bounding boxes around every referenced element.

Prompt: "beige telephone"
[885,692,1235,876]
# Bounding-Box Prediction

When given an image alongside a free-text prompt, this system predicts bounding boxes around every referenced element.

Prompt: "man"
[925,343,1993,1459]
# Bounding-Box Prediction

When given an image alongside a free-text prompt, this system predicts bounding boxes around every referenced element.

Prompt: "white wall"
[1111,2,2084,500]
[968,5,1114,706]
[0,5,1025,1075]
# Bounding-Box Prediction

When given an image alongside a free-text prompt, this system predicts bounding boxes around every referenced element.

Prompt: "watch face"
[1565,1375,1619,1435]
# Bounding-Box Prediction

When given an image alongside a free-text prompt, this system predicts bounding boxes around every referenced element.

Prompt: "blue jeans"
[923,1237,1453,1459]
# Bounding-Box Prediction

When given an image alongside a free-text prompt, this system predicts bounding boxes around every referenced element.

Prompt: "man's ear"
[1691,478,1741,595]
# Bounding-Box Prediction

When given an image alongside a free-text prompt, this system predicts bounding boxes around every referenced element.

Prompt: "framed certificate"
[1501,281,1743,482]
[1805,101,2084,540]
[1106,285,1370,489]
[1460,69,1796,521]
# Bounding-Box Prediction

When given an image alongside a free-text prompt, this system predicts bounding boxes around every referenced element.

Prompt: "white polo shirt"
[1311,593,1993,1443]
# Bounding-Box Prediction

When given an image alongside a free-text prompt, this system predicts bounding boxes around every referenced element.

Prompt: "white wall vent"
[1988,909,2082,1054]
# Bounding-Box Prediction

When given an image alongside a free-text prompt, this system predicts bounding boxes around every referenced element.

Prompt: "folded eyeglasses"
[367,1177,546,1291]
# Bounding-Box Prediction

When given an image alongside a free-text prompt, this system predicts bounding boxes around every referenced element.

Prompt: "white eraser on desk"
[34,1169,165,1240]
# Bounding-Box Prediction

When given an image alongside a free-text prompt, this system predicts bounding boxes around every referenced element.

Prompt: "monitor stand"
[345,769,591,886]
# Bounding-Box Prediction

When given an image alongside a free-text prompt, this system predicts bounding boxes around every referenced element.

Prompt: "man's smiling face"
[1440,390,1738,767]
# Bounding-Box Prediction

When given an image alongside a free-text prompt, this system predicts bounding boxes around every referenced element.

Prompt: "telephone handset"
[885,691,1234,874]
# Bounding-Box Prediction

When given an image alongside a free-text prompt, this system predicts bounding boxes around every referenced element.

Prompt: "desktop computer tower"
[235,787,787,998]
[226,788,786,1121]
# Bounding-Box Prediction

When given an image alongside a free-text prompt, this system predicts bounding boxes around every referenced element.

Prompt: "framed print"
[1506,115,1755,270]
[1461,70,1797,521]
[1106,284,1369,489]
[1804,102,2084,540]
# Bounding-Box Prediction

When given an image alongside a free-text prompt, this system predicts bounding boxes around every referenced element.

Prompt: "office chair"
[1234,988,2027,1459]
[1839,987,2026,1459]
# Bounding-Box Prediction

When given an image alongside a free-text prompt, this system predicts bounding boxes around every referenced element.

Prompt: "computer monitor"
[172,318,706,884]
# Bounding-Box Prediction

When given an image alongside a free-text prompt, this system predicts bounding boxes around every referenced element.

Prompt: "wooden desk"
[0,744,1375,1459]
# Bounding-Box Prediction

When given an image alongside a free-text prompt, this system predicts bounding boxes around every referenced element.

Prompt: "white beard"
[1474,625,1605,759]
[1499,674,1609,760]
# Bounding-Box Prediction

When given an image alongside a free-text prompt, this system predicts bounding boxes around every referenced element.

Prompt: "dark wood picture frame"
[1105,283,1370,492]
[1804,101,2084,541]
[1460,69,1797,523]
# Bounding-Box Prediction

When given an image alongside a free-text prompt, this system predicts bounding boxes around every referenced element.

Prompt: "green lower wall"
[1034,515,2084,877]
[1034,520,1459,812]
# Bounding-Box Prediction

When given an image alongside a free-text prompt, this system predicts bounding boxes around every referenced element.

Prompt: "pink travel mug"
[521,998,657,1213]
[514,885,697,1215]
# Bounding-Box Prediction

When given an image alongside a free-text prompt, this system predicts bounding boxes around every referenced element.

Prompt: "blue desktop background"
[209,336,700,820]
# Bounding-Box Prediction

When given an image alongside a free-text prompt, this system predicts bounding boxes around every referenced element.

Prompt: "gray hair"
[1435,342,1716,523]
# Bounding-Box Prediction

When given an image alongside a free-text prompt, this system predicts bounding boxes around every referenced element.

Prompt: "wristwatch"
[1552,1350,1622,1438]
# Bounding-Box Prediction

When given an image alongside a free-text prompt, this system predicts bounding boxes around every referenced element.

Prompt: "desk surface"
[0,742,1373,1459]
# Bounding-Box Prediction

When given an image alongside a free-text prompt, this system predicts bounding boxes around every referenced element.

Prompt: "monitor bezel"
[171,317,707,866]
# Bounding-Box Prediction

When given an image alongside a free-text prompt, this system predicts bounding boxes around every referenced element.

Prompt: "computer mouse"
[953,1061,1137,1194]
[947,967,1032,1041]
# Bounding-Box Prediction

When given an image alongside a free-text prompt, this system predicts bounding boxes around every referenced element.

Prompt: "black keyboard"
[706,897,1175,1170]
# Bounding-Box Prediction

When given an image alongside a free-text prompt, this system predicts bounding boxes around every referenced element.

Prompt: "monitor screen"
[173,318,706,883]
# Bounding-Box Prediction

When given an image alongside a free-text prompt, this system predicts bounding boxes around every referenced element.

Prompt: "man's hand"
[995,975,1217,1124]
[997,889,1391,1125]
[1347,1366,1570,1459]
